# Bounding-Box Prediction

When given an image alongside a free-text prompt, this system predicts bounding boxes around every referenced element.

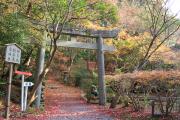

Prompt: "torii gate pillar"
[96,35,106,105]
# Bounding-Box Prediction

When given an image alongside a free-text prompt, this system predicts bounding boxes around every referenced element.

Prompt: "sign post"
[5,63,13,119]
[24,82,34,111]
[15,71,33,111]
[21,75,25,111]
[4,43,22,119]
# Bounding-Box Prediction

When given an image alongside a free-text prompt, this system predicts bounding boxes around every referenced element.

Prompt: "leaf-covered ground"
[26,78,114,120]
[0,77,115,120]
[0,76,179,120]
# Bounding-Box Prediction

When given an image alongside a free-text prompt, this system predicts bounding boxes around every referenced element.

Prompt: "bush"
[143,60,177,70]
[108,70,180,113]
[79,72,99,103]
[73,68,90,87]
[0,80,5,97]
[106,85,115,103]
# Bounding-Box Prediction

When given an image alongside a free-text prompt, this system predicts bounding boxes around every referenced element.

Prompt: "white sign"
[5,44,21,64]
[23,82,34,87]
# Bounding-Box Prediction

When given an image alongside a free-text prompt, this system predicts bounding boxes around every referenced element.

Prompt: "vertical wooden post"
[21,75,25,111]
[5,63,13,119]
[151,100,155,117]
[35,47,45,108]
[96,35,106,105]
[35,32,46,108]
[177,88,180,112]
[24,86,28,111]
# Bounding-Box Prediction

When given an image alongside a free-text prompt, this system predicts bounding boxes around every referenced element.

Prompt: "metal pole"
[24,86,28,111]
[21,75,24,111]
[5,63,13,119]
[96,35,106,105]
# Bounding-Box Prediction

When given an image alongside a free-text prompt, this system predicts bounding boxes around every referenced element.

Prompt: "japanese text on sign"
[5,44,21,64]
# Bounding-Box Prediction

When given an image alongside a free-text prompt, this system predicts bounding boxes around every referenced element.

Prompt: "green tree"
[0,1,35,79]
[15,0,118,105]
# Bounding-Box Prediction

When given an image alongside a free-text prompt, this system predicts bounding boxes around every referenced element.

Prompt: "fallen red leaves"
[0,75,179,120]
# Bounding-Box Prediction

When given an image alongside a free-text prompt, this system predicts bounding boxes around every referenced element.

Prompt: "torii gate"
[36,26,119,106]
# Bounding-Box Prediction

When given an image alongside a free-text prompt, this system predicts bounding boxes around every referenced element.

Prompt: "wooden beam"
[47,41,116,52]
[49,25,120,38]
[30,20,120,38]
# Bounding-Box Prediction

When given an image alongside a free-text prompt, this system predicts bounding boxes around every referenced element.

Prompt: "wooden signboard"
[5,43,21,64]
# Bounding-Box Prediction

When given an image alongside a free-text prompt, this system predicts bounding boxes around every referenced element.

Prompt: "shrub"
[108,70,180,114]
[73,68,90,87]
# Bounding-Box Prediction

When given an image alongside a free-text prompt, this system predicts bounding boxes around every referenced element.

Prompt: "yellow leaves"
[118,30,129,40]
[115,30,138,48]
[117,30,150,43]
[150,44,176,64]
[105,39,114,45]
[84,21,118,30]
[0,0,18,15]
[156,45,171,53]
[29,26,44,42]
[109,30,154,59]
[143,32,150,37]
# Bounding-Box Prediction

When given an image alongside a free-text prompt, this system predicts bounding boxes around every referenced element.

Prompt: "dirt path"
[32,77,114,120]
[42,80,112,120]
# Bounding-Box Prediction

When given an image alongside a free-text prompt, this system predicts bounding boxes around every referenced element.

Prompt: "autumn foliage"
[107,70,180,85]
[107,70,180,96]
[107,71,180,114]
